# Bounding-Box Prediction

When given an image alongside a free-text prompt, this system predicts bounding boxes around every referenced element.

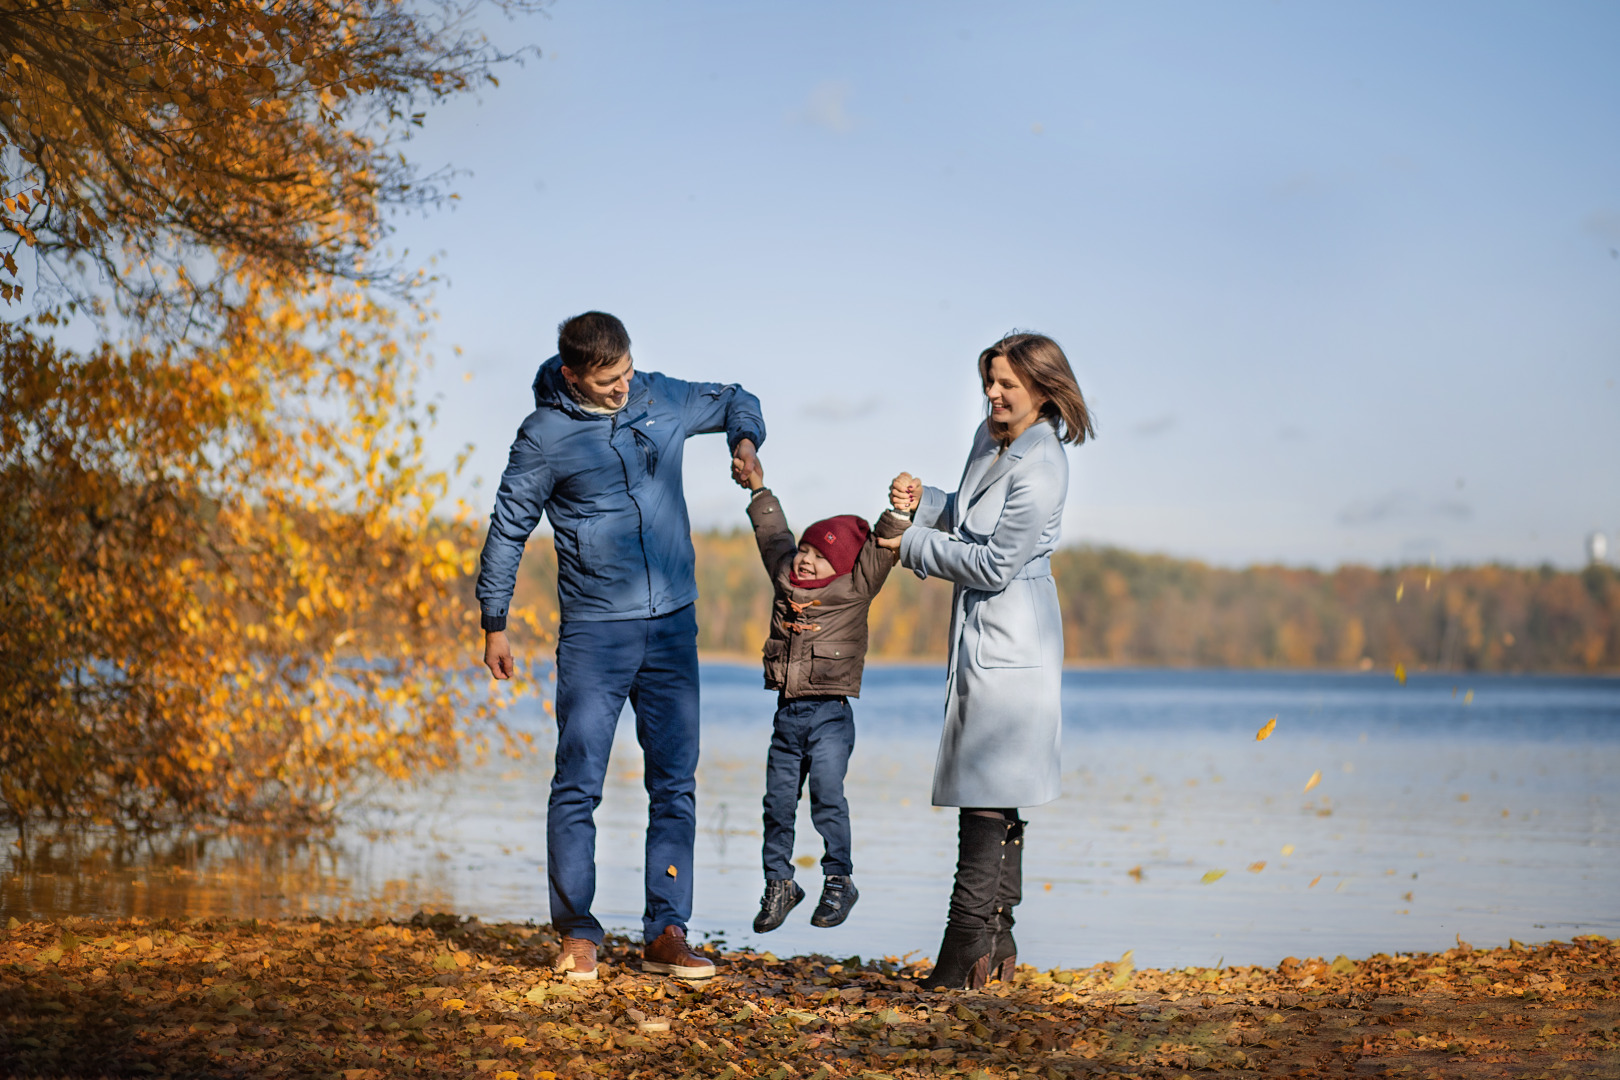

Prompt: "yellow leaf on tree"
[1255,716,1277,741]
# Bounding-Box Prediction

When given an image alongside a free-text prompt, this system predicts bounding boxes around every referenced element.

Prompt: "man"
[477,311,764,980]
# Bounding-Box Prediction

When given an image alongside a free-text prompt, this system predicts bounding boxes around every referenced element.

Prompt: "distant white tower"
[1589,531,1610,566]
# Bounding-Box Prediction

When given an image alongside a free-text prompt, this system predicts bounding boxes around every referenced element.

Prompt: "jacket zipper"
[611,408,655,616]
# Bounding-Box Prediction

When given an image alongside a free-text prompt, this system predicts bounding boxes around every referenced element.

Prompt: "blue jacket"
[476,356,766,626]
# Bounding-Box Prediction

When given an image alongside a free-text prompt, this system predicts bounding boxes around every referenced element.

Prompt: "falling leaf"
[1302,770,1321,793]
[1456,793,1469,802]
[1126,866,1143,882]
[1043,882,1053,891]
[1464,689,1474,704]
[1255,716,1277,741]
[1280,844,1295,857]
[1309,874,1322,888]
[1395,582,1404,602]
[1394,662,1407,685]
[793,855,815,869]
[667,864,678,878]
[1200,869,1227,884]
[1247,861,1266,873]
[1111,950,1135,989]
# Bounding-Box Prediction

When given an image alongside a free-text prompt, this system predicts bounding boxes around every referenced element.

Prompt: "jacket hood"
[532,355,576,412]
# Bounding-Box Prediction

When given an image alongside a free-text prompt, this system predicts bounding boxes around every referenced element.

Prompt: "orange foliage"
[0,1,545,830]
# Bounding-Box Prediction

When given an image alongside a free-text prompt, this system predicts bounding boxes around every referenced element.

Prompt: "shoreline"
[4,914,1614,1078]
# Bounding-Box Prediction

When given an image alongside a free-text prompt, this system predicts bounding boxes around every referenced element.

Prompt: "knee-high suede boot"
[921,813,1011,990]
[989,816,1025,982]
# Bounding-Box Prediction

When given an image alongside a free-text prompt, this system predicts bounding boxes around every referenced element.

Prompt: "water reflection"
[2,826,455,923]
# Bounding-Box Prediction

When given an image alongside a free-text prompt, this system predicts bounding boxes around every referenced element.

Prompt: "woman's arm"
[899,459,1064,591]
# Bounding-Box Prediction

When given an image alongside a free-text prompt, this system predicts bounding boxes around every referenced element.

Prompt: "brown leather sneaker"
[642,925,718,979]
[554,936,598,981]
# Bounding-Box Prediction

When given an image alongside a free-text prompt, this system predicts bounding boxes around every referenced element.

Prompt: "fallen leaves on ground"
[2,914,1616,1078]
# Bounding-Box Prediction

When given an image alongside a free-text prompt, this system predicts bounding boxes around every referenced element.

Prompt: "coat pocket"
[762,638,787,688]
[972,584,1042,669]
[809,641,862,688]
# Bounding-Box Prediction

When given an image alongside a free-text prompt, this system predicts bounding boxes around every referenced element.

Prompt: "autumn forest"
[512,534,1620,674]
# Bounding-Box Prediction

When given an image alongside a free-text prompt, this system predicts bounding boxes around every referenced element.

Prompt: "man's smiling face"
[562,353,633,410]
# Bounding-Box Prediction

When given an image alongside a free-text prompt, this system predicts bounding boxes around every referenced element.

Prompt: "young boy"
[742,460,909,932]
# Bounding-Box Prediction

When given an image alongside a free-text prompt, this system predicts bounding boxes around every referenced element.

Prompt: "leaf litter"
[2,914,1616,1078]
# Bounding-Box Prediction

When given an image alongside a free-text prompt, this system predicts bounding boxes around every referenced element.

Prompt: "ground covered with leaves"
[2,914,1616,1079]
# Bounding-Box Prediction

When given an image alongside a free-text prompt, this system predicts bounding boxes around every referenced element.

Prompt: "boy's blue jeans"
[549,604,700,945]
[762,694,855,880]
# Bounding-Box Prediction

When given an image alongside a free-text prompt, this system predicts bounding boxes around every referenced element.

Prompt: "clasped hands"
[876,471,921,551]
[727,447,919,552]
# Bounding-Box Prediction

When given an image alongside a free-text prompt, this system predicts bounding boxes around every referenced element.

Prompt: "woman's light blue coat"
[898,417,1069,808]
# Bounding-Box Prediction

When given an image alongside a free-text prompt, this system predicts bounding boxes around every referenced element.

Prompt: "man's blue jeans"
[762,694,855,881]
[549,604,699,944]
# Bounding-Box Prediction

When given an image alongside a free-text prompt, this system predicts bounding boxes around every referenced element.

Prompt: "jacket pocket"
[809,641,862,688]
[972,584,1042,669]
[762,638,787,688]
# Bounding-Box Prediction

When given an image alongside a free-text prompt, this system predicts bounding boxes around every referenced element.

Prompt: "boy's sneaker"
[752,879,805,933]
[810,875,859,928]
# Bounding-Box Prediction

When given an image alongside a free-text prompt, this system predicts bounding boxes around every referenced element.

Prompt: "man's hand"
[484,630,515,681]
[731,438,761,490]
[875,533,902,551]
[889,472,921,512]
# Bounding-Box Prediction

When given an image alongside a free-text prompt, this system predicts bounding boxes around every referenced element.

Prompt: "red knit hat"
[800,515,870,578]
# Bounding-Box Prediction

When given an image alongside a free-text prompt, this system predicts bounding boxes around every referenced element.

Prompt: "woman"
[878,332,1095,989]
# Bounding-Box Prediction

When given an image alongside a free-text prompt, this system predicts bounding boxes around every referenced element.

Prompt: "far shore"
[693,652,1620,677]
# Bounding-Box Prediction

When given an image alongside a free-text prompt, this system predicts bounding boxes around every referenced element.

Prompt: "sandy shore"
[3,915,1615,1078]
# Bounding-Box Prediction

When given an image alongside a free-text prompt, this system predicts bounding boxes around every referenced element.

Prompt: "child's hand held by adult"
[731,438,761,489]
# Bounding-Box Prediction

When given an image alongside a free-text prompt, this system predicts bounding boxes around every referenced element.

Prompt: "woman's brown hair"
[978,332,1096,446]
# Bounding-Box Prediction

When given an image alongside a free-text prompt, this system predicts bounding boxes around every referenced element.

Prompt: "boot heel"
[967,953,992,990]
[994,955,1016,984]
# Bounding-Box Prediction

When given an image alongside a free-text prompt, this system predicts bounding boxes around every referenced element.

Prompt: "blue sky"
[391,0,1620,568]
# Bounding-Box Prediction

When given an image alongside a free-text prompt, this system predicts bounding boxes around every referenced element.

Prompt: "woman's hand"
[889,472,921,512]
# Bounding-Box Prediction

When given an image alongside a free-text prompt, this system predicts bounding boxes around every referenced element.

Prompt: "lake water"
[4,665,1616,971]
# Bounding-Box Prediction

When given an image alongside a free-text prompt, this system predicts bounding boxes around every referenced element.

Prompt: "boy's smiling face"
[792,542,836,581]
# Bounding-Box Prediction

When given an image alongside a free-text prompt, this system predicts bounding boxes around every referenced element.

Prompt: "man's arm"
[476,420,555,679]
[673,374,766,455]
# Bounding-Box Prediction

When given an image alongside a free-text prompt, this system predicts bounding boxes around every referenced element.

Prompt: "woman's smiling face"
[984,354,1047,439]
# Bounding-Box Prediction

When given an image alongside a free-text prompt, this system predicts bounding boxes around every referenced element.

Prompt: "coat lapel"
[968,417,1056,503]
